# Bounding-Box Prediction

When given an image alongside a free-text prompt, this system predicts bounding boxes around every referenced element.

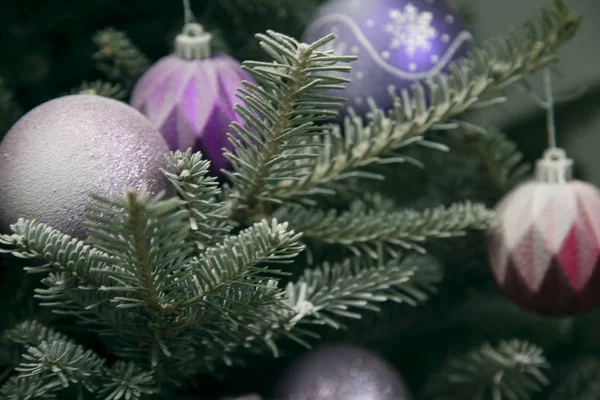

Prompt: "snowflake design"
[384,3,437,55]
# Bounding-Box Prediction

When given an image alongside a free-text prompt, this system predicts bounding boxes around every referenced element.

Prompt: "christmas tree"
[1,0,600,399]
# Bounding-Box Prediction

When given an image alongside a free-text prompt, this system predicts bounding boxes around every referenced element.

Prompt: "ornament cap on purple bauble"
[302,0,473,116]
[488,148,600,316]
[0,94,174,240]
[130,22,255,173]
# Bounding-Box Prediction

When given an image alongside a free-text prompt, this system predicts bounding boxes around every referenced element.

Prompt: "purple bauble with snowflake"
[303,0,473,116]
[131,23,254,173]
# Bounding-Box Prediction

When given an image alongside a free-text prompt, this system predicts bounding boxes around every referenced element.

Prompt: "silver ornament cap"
[175,23,212,60]
[535,147,573,183]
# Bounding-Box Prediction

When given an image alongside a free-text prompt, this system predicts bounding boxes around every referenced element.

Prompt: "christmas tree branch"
[34,272,142,337]
[199,254,442,367]
[223,30,356,212]
[11,337,105,396]
[2,320,156,399]
[181,219,304,306]
[0,219,111,287]
[162,149,233,250]
[70,80,127,100]
[462,122,532,194]
[405,123,531,203]
[92,28,151,89]
[270,0,579,200]
[0,220,153,338]
[5,320,69,350]
[99,361,156,400]
[0,375,58,400]
[424,340,550,400]
[282,254,442,330]
[84,187,193,312]
[276,201,493,258]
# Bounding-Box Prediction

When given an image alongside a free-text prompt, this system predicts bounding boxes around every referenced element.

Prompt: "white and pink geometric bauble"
[487,148,600,316]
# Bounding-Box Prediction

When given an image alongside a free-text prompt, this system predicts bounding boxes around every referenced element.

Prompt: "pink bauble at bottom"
[487,148,600,316]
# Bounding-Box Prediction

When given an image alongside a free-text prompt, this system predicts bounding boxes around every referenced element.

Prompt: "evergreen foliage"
[278,201,493,257]
[92,28,152,90]
[70,81,128,100]
[0,0,592,398]
[424,340,549,400]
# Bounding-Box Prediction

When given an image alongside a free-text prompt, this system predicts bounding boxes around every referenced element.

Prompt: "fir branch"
[283,254,442,330]
[549,357,600,400]
[4,321,156,400]
[5,320,69,349]
[277,201,494,258]
[92,28,151,88]
[0,78,22,135]
[34,272,141,337]
[98,361,157,400]
[424,340,550,400]
[17,340,104,392]
[270,0,580,200]
[84,187,193,311]
[0,321,69,395]
[223,30,356,211]
[70,80,128,100]
[405,123,532,204]
[182,219,304,305]
[162,149,233,250]
[0,218,157,336]
[0,375,59,400]
[0,219,111,284]
[106,219,303,378]
[463,123,532,194]
[201,254,441,365]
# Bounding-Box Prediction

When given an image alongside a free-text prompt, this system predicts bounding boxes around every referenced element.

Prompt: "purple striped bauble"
[302,0,472,116]
[130,23,254,173]
[487,148,600,316]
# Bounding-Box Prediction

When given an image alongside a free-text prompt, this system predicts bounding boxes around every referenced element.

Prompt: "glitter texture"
[273,344,411,400]
[0,94,174,239]
[303,0,472,116]
[130,54,254,172]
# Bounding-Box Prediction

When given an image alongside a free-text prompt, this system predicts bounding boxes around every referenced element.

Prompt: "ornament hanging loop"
[535,147,573,183]
[176,23,212,60]
[542,68,558,149]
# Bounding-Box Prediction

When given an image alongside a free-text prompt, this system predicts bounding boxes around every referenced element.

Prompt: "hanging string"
[183,0,196,25]
[543,68,557,149]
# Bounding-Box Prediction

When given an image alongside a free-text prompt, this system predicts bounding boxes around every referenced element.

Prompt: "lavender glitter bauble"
[303,0,472,115]
[130,34,253,172]
[273,344,412,400]
[0,95,173,239]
